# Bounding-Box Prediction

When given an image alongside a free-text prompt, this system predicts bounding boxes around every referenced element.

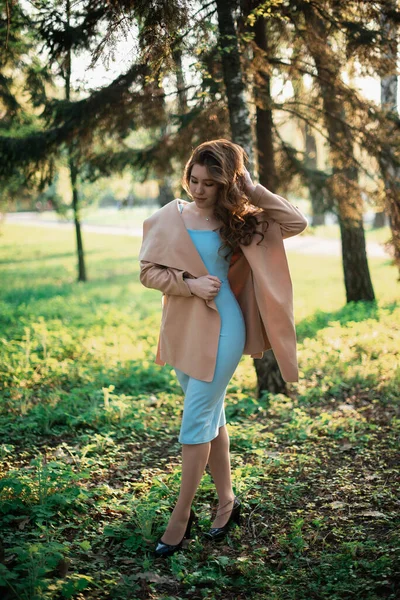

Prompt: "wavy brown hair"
[182,139,269,260]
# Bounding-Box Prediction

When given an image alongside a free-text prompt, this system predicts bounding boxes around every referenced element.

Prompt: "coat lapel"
[139,199,219,311]
[139,199,210,277]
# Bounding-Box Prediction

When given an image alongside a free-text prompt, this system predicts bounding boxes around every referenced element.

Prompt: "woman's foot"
[205,496,241,542]
[211,495,235,528]
[160,507,193,545]
[155,508,197,557]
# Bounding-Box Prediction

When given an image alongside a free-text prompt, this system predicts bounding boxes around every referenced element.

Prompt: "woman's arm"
[139,260,194,297]
[243,170,308,239]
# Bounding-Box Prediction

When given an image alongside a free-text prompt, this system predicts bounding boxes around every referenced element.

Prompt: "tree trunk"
[161,48,188,207]
[288,48,326,227]
[158,178,175,207]
[324,131,375,302]
[305,8,375,302]
[156,48,188,208]
[253,15,286,395]
[289,48,326,227]
[254,16,278,191]
[173,48,188,114]
[372,211,386,229]
[339,217,374,302]
[254,351,285,395]
[305,125,325,226]
[68,153,86,282]
[215,0,254,166]
[66,0,86,282]
[379,2,400,277]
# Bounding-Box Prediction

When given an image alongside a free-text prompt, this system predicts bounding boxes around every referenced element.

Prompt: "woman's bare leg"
[207,424,235,527]
[160,441,211,545]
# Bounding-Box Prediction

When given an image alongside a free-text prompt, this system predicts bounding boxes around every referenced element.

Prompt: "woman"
[138,139,307,557]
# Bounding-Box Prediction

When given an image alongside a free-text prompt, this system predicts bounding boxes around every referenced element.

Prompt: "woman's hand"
[242,167,257,196]
[185,274,222,301]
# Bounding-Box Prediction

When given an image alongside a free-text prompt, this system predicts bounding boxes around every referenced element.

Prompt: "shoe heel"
[233,505,241,525]
[233,510,241,525]
[184,509,197,539]
[154,509,197,557]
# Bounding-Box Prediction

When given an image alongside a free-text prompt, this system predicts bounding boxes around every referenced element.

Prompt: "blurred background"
[1,0,398,288]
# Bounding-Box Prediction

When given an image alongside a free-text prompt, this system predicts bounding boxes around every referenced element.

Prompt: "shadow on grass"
[0,250,102,266]
[0,259,141,308]
[97,359,180,396]
[296,299,399,341]
[0,359,182,445]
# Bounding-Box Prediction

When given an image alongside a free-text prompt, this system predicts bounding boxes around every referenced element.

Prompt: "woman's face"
[188,163,219,209]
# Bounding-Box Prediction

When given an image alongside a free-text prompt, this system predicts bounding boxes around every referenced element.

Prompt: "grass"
[0,224,399,600]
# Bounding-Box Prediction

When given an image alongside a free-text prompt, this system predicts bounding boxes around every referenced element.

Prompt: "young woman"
[139,139,308,557]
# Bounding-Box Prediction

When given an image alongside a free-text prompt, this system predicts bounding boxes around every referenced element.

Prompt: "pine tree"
[377,0,400,276]
[244,5,287,394]
[302,4,375,302]
[253,14,278,191]
[215,0,254,165]
[0,0,52,213]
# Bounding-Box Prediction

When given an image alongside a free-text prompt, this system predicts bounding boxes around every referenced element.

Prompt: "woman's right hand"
[242,168,257,196]
[185,275,222,301]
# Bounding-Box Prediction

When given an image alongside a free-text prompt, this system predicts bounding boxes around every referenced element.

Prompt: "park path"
[5,212,389,258]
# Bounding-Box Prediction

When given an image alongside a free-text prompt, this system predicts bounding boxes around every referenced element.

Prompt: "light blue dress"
[175,204,246,444]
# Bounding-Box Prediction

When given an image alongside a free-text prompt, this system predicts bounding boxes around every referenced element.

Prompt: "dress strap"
[178,202,184,214]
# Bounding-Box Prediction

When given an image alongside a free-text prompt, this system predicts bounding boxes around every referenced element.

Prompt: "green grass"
[0,224,399,600]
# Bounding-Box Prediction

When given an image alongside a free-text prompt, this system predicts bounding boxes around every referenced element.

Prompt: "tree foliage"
[1,0,399,273]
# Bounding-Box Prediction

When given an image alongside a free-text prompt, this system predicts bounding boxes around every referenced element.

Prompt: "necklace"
[193,210,211,221]
[183,202,213,221]
[192,210,212,221]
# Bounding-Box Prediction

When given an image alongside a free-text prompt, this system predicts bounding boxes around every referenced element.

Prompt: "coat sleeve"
[139,260,194,297]
[249,183,308,239]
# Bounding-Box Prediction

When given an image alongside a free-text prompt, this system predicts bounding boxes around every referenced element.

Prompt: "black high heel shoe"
[154,508,197,557]
[204,496,241,542]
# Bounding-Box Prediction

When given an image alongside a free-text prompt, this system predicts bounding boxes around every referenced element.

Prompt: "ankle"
[171,504,192,520]
[217,494,235,510]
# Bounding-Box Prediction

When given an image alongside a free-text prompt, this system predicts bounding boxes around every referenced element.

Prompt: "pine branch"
[275,104,378,181]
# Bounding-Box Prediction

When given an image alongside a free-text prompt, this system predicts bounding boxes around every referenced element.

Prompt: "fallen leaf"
[136,571,176,584]
[358,511,387,518]
[18,517,30,530]
[330,501,347,509]
[339,443,354,452]
[121,558,136,564]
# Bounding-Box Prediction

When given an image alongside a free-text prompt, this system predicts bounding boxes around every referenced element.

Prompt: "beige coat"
[138,184,308,382]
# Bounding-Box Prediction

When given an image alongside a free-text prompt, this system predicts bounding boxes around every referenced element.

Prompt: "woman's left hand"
[242,168,257,196]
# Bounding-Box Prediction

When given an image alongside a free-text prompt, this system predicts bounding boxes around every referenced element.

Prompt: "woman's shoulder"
[144,198,181,223]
